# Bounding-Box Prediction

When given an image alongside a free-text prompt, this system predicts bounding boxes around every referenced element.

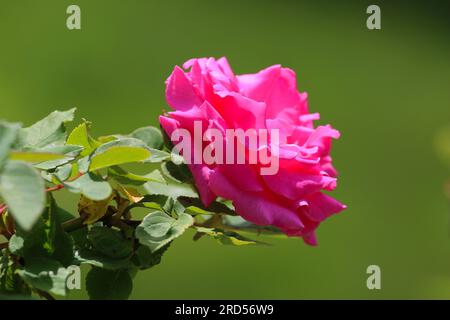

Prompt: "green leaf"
[42,163,77,184]
[8,235,24,256]
[0,121,20,169]
[31,145,83,170]
[131,126,164,150]
[77,156,90,173]
[184,205,213,216]
[194,227,268,246]
[9,151,67,164]
[0,160,45,231]
[86,267,132,300]
[89,138,152,171]
[73,226,133,270]
[38,145,84,157]
[134,194,168,212]
[67,121,100,156]
[96,134,128,143]
[17,108,75,148]
[136,211,193,252]
[67,122,89,149]
[64,173,112,201]
[222,215,285,237]
[145,148,171,163]
[88,226,133,259]
[74,249,131,270]
[171,200,186,216]
[179,198,237,217]
[144,196,183,216]
[54,163,76,182]
[132,243,170,270]
[108,166,163,186]
[0,254,31,296]
[161,161,192,183]
[144,170,198,200]
[11,194,75,267]
[18,257,69,296]
[135,194,184,216]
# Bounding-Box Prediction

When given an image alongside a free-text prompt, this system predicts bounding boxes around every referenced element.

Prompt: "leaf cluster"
[0,109,283,299]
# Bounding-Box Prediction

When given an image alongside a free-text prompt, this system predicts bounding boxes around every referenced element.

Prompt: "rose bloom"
[160,57,346,245]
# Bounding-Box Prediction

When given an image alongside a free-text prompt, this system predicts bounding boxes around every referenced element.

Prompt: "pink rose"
[160,57,346,245]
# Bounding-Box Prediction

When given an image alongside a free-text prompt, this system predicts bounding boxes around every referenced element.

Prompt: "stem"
[46,172,84,193]
[110,219,133,231]
[0,203,6,216]
[36,289,55,301]
[62,217,85,233]
[121,219,141,227]
[61,215,141,233]
[46,184,65,192]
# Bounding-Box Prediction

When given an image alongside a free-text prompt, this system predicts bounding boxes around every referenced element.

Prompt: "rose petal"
[166,66,202,111]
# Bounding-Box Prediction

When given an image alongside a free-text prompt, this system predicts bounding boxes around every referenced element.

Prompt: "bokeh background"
[1,0,450,299]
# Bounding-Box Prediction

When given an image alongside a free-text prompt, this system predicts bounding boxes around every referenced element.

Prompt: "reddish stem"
[0,204,6,217]
[47,172,84,193]
[46,184,65,192]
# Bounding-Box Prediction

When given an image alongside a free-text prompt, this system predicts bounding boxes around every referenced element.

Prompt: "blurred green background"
[1,0,450,299]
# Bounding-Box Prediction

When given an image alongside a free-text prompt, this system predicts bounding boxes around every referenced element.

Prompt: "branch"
[36,289,55,301]
[46,184,65,192]
[62,217,85,233]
